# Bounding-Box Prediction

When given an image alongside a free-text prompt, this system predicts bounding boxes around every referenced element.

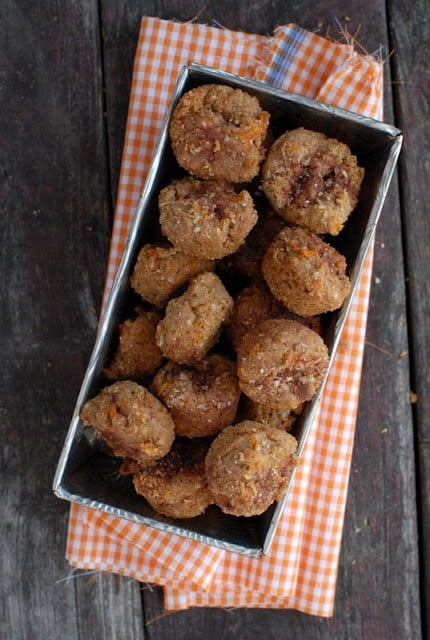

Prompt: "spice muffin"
[130,243,213,309]
[262,225,351,317]
[103,308,163,381]
[151,353,240,438]
[169,83,270,183]
[80,380,175,464]
[155,271,234,365]
[237,318,329,410]
[205,421,298,517]
[261,127,364,235]
[131,438,213,519]
[158,177,258,260]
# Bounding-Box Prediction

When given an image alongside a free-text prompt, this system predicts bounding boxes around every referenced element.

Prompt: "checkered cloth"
[65,18,383,616]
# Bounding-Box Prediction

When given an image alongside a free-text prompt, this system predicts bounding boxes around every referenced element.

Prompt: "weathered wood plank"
[0,0,145,637]
[99,2,421,637]
[387,0,430,631]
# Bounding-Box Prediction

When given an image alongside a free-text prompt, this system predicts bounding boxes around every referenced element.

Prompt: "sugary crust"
[79,381,175,463]
[155,271,234,365]
[262,225,351,316]
[169,84,270,183]
[237,318,329,410]
[261,127,364,235]
[150,353,240,438]
[103,308,163,381]
[205,421,298,517]
[132,438,213,519]
[130,244,213,309]
[158,178,258,260]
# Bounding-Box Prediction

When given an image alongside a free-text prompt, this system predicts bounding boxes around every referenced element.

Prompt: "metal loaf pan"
[53,63,402,557]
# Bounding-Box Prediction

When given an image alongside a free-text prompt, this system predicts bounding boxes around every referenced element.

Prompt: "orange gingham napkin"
[66,18,383,616]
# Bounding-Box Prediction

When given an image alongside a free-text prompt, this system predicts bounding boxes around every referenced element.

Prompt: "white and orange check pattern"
[66,18,383,616]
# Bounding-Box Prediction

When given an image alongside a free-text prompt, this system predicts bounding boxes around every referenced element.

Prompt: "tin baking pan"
[53,63,402,557]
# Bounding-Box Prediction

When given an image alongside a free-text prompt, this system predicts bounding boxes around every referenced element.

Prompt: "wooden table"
[2,1,428,638]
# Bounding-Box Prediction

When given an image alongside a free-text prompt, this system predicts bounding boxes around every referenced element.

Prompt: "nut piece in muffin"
[155,271,234,365]
[169,83,270,183]
[151,353,240,438]
[103,308,163,381]
[205,421,298,517]
[79,380,175,464]
[131,438,213,519]
[130,243,213,309]
[237,318,329,410]
[261,127,364,235]
[158,177,258,260]
[262,225,351,317]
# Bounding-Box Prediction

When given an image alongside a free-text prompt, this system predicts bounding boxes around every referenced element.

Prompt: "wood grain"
[387,0,430,629]
[0,1,144,638]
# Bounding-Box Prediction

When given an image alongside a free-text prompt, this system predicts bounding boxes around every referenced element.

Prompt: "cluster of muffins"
[80,83,364,520]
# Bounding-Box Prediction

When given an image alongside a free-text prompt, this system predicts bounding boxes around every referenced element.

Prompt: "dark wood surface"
[1,1,428,638]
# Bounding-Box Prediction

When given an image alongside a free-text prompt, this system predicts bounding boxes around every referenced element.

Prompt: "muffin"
[237,318,329,410]
[131,438,213,519]
[130,243,213,309]
[103,308,163,381]
[151,353,240,438]
[80,380,175,464]
[205,421,298,517]
[159,177,258,260]
[169,83,270,182]
[262,225,351,316]
[155,271,234,365]
[261,127,364,235]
